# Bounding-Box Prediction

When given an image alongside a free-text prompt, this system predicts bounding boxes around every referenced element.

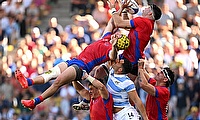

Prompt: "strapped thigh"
[72,65,83,80]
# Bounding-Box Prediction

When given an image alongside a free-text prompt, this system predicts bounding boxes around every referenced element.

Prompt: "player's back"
[107,69,135,108]
[123,17,154,64]
[77,36,112,70]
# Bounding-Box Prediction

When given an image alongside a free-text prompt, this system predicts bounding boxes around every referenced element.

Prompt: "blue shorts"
[66,58,91,73]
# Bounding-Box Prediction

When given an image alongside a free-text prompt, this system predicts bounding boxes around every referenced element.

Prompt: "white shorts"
[114,106,141,120]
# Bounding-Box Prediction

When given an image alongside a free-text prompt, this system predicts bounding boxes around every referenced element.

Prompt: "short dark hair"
[150,4,162,20]
[162,67,175,87]
[121,58,133,74]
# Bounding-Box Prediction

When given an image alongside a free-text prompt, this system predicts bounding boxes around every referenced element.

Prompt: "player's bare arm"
[72,81,91,100]
[82,71,109,99]
[112,2,132,29]
[128,90,148,120]
[138,59,156,96]
[102,17,115,36]
[94,63,110,79]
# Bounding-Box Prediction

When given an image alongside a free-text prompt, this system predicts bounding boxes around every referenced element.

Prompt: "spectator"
[175,38,194,76]
[26,1,40,29]
[46,17,64,36]
[2,0,15,15]
[73,26,91,46]
[187,77,200,107]
[0,77,13,102]
[172,0,187,25]
[176,77,190,120]
[163,42,174,65]
[158,3,174,26]
[0,8,9,31]
[92,1,109,27]
[59,85,76,119]
[174,18,191,40]
[185,0,200,26]
[70,0,87,16]
[10,1,25,15]
[168,61,183,120]
[30,27,45,43]
[16,12,27,38]
[185,106,200,120]
[164,0,177,11]
[5,13,19,45]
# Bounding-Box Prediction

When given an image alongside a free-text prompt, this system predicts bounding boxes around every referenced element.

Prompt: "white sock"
[41,65,61,83]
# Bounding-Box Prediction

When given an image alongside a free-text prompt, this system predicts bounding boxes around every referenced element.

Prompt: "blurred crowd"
[0,0,200,120]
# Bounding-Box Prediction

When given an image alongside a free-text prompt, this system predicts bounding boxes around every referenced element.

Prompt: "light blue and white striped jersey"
[106,69,136,108]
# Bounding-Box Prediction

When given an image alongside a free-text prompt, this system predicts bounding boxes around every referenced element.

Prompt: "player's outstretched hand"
[116,0,131,15]
[138,59,145,69]
[110,34,118,48]
[121,0,132,9]
[82,70,89,80]
[107,0,117,9]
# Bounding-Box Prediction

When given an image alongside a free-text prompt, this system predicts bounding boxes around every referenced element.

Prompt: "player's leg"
[15,61,68,89]
[21,65,81,110]
[72,63,110,110]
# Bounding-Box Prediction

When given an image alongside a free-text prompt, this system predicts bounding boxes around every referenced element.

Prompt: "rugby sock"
[34,96,44,105]
[27,78,34,86]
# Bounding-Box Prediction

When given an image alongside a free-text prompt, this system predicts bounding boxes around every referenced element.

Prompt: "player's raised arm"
[101,17,116,37]
[138,59,156,96]
[82,70,109,99]
[72,81,90,100]
[112,0,133,28]
[128,90,148,120]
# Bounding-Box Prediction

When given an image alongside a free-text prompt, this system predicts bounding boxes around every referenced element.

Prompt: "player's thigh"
[55,66,77,86]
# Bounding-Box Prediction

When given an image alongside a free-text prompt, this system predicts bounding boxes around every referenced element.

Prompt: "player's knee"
[58,62,68,72]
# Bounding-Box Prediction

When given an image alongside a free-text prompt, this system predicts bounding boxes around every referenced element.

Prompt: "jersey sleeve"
[103,93,112,104]
[101,32,112,39]
[148,78,156,86]
[124,79,136,92]
[130,17,143,28]
[155,86,170,101]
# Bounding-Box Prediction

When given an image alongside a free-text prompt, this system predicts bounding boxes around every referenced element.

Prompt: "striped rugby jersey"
[106,69,136,108]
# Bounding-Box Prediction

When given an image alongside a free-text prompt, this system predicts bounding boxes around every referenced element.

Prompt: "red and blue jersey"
[90,93,113,120]
[67,33,112,73]
[146,78,170,120]
[122,17,154,65]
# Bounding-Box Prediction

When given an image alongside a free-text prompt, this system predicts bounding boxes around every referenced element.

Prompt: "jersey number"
[128,112,134,118]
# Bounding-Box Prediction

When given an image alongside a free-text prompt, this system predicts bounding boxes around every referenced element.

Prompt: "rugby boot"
[15,69,28,89]
[21,99,35,110]
[72,102,90,110]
